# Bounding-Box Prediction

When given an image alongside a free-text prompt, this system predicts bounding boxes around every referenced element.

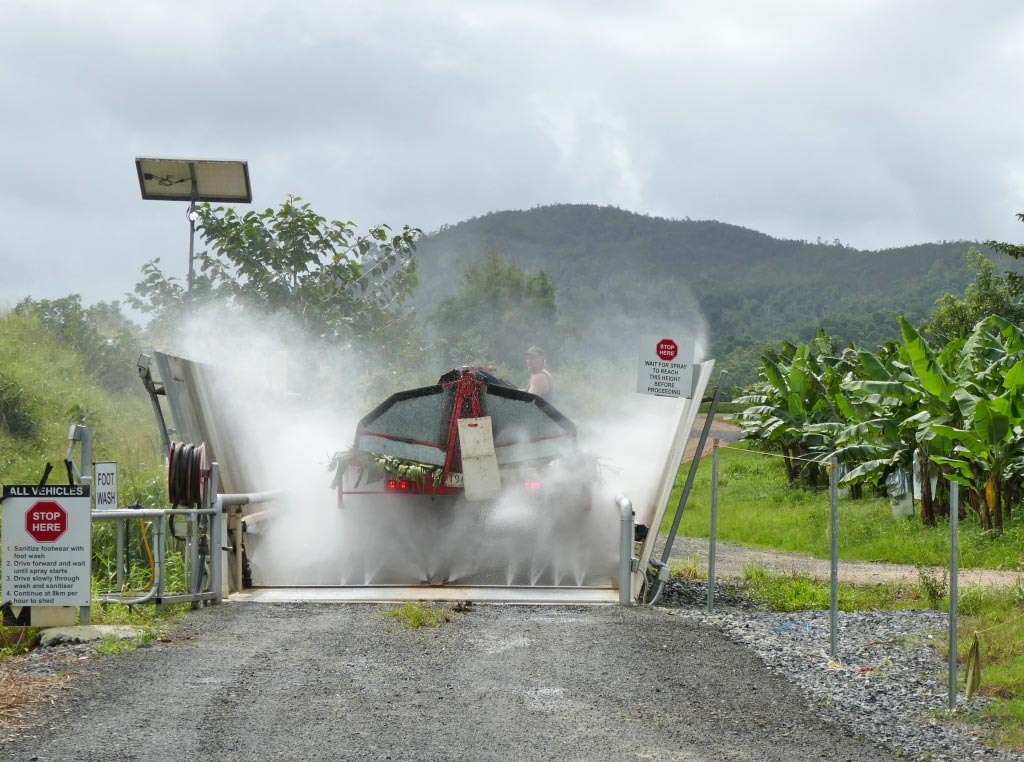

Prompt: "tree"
[128,196,421,342]
[985,212,1024,297]
[925,248,1024,338]
[428,252,558,370]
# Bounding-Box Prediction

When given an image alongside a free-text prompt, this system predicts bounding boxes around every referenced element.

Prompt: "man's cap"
[526,346,545,358]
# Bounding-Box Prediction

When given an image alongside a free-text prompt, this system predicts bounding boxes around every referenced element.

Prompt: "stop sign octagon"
[657,338,678,361]
[25,500,68,543]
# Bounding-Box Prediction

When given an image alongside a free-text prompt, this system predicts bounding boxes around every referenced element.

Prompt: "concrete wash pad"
[1,603,893,761]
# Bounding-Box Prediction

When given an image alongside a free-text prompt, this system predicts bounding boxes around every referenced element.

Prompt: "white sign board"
[94,461,118,510]
[2,485,92,606]
[637,334,696,398]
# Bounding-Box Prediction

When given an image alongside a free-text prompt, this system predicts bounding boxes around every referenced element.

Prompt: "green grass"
[698,401,747,414]
[662,442,1024,570]
[385,601,455,629]
[740,564,929,612]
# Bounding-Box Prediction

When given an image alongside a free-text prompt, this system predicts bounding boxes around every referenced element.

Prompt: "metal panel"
[632,360,714,597]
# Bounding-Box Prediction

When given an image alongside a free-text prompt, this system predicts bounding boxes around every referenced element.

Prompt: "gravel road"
[1,602,896,762]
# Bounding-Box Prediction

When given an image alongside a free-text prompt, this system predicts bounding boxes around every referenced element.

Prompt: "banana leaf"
[965,632,982,700]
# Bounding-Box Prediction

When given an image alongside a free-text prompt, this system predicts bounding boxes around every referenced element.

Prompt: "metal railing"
[94,506,222,608]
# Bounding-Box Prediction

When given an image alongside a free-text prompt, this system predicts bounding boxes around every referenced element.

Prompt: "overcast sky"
[2,1,1024,310]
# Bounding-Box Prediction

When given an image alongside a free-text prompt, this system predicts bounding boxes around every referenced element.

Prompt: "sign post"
[637,334,696,398]
[2,485,92,612]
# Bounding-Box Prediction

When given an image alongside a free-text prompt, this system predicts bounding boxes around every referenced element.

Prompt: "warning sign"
[637,334,696,398]
[2,485,91,606]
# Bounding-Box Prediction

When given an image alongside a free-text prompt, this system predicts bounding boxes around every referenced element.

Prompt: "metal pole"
[116,519,125,590]
[210,463,224,604]
[80,426,93,625]
[707,439,719,613]
[187,165,197,294]
[829,458,839,660]
[617,494,635,606]
[154,516,166,612]
[949,480,959,710]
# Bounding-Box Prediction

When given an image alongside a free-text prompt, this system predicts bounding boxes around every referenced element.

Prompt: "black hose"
[168,442,205,507]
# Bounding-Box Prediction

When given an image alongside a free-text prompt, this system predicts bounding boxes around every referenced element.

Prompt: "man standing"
[525,346,554,402]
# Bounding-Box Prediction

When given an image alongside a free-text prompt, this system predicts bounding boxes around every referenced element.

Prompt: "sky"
[2,0,1024,310]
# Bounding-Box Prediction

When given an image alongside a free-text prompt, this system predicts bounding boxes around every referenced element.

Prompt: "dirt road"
[1,603,893,761]
[666,535,1023,589]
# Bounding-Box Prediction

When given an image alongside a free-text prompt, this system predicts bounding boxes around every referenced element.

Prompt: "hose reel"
[168,441,207,507]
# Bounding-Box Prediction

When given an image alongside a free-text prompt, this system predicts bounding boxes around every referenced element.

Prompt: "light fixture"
[135,157,252,293]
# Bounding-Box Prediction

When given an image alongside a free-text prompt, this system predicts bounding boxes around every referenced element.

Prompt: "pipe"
[645,559,668,606]
[218,490,282,506]
[616,495,635,605]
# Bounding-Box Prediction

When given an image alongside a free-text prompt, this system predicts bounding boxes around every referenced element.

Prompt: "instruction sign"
[94,461,118,510]
[637,335,695,398]
[2,485,91,606]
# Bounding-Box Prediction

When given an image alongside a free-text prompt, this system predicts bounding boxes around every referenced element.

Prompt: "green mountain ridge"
[415,204,988,385]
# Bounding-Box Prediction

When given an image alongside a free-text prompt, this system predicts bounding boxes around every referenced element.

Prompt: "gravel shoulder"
[1,602,895,762]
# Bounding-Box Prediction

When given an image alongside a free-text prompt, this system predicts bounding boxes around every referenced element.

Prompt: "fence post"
[949,480,959,710]
[830,458,839,660]
[707,439,719,613]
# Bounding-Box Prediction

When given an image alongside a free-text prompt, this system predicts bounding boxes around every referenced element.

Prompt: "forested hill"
[415,204,982,381]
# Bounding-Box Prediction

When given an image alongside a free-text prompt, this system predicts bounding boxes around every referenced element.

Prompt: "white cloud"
[2,1,1024,307]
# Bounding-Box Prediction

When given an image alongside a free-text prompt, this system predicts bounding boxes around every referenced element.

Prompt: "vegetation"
[429,252,559,369]
[129,195,421,343]
[732,312,1024,533]
[739,565,926,612]
[385,601,456,629]
[663,443,1023,569]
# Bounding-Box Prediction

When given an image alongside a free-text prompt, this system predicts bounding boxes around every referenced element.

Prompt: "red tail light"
[387,479,413,492]
[524,481,542,490]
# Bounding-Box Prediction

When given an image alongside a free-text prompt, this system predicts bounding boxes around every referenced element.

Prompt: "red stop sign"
[25,501,68,543]
[657,338,678,361]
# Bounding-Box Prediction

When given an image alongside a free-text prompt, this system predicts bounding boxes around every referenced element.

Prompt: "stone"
[39,625,140,647]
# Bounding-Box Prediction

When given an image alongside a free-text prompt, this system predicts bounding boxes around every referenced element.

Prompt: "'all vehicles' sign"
[637,334,696,398]
[2,485,91,606]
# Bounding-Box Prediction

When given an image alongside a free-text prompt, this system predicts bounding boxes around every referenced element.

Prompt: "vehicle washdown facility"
[134,349,716,606]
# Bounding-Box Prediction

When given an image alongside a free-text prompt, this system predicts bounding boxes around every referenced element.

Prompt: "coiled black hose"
[168,441,205,507]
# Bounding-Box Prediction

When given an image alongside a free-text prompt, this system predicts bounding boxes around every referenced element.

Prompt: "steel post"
[154,516,166,612]
[209,463,224,603]
[949,480,959,710]
[829,459,839,660]
[708,439,719,613]
[617,495,635,605]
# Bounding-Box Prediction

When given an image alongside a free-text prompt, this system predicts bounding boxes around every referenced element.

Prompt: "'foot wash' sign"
[2,485,91,606]
[637,335,696,398]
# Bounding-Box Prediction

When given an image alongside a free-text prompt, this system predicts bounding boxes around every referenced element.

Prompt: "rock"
[39,625,140,647]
